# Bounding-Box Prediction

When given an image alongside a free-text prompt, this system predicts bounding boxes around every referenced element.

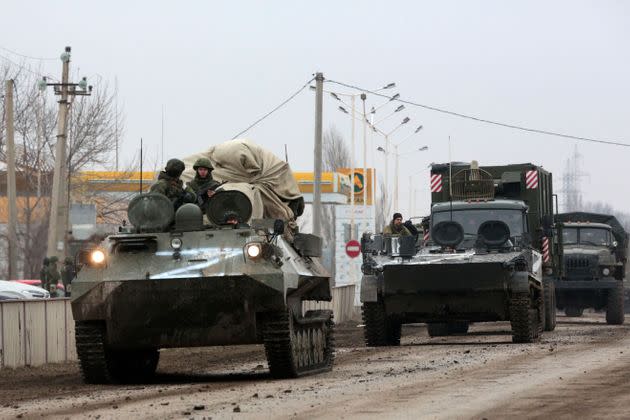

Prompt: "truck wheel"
[362,301,401,346]
[510,292,541,343]
[606,281,625,325]
[565,307,584,317]
[543,278,557,331]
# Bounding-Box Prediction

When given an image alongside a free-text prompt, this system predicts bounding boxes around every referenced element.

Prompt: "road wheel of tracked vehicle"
[510,291,542,343]
[263,309,334,379]
[543,278,557,331]
[75,321,159,384]
[606,281,625,325]
[564,307,584,317]
[362,301,401,346]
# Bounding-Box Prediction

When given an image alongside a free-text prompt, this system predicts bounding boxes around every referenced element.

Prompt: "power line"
[0,53,59,81]
[231,76,315,139]
[327,79,630,147]
[0,45,57,61]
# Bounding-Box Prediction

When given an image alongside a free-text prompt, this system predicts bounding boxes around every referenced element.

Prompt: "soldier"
[47,256,61,295]
[187,157,221,209]
[150,158,196,210]
[39,257,50,291]
[60,257,76,297]
[383,213,412,237]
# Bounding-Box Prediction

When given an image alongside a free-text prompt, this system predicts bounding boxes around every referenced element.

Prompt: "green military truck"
[554,212,627,323]
[361,161,559,344]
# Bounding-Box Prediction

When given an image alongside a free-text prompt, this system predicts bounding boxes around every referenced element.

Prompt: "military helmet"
[49,256,59,263]
[165,158,185,177]
[43,257,50,265]
[64,257,73,264]
[193,157,214,171]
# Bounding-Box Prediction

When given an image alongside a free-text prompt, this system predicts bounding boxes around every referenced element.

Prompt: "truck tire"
[362,301,401,346]
[565,307,584,317]
[606,281,625,325]
[510,292,541,343]
[543,278,557,331]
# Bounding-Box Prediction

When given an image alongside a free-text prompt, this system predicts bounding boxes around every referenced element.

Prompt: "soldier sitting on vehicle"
[187,157,222,210]
[150,158,196,210]
[383,213,412,237]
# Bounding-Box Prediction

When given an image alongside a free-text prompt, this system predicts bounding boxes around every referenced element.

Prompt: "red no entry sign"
[346,240,361,258]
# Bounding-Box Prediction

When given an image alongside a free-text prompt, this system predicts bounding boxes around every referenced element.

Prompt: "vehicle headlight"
[90,249,106,266]
[170,238,183,249]
[245,243,263,259]
[602,267,611,276]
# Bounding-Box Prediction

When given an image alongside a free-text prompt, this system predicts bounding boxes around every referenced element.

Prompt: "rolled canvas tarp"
[182,139,303,220]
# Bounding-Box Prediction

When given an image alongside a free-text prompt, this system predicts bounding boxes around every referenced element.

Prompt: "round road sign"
[346,240,361,258]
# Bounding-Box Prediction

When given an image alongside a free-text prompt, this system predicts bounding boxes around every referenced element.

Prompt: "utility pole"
[350,95,355,240]
[5,80,18,279]
[394,144,399,210]
[44,46,92,260]
[361,94,368,223]
[312,72,324,237]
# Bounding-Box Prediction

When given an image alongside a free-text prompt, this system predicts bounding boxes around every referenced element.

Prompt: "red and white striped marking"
[430,174,443,192]
[542,236,550,262]
[525,170,538,189]
[423,230,430,243]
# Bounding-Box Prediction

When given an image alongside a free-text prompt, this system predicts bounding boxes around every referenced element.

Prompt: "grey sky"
[2,0,629,216]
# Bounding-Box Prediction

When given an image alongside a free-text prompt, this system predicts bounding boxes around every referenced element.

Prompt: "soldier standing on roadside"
[60,257,76,297]
[47,256,61,296]
[150,158,196,210]
[39,257,50,291]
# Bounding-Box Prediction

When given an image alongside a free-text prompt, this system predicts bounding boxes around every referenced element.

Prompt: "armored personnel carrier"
[71,141,334,384]
[361,162,559,344]
[554,212,627,323]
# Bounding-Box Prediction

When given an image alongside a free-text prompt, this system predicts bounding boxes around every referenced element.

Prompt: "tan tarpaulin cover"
[182,140,302,220]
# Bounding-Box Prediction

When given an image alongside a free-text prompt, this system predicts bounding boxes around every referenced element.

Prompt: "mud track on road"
[1,316,629,419]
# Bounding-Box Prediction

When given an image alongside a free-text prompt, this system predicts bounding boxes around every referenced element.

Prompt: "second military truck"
[554,212,627,324]
[361,161,559,344]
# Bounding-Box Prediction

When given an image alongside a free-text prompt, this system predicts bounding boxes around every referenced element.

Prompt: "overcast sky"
[2,0,629,216]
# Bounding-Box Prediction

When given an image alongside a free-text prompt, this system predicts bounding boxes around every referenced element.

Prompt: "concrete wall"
[0,298,76,368]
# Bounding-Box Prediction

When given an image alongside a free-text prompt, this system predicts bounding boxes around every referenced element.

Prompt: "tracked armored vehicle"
[71,141,334,384]
[361,162,559,344]
[554,212,627,323]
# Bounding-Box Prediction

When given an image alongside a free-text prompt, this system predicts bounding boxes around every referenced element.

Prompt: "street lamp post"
[407,147,429,216]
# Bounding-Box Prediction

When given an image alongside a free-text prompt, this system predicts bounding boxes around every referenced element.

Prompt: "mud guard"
[508,271,530,295]
[360,274,380,303]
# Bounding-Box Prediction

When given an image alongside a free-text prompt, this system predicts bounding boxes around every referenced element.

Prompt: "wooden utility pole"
[312,72,324,237]
[5,80,18,279]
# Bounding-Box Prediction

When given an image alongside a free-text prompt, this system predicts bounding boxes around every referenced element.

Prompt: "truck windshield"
[563,227,611,246]
[432,209,526,237]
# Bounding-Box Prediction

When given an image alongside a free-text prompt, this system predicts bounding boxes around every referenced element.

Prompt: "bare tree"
[323,125,350,172]
[0,61,124,278]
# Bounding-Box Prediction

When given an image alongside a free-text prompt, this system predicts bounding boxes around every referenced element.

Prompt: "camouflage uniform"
[150,158,195,208]
[187,158,221,209]
[47,256,61,294]
[60,257,76,297]
[39,257,50,291]
[383,221,411,237]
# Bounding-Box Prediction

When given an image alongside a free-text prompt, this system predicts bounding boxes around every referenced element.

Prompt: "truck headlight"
[602,267,611,276]
[90,249,106,266]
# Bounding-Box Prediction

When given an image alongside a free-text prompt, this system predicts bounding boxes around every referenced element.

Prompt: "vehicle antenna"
[140,137,143,194]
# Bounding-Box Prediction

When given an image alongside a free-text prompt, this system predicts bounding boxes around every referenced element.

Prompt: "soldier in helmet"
[150,158,196,210]
[60,257,76,297]
[187,157,221,209]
